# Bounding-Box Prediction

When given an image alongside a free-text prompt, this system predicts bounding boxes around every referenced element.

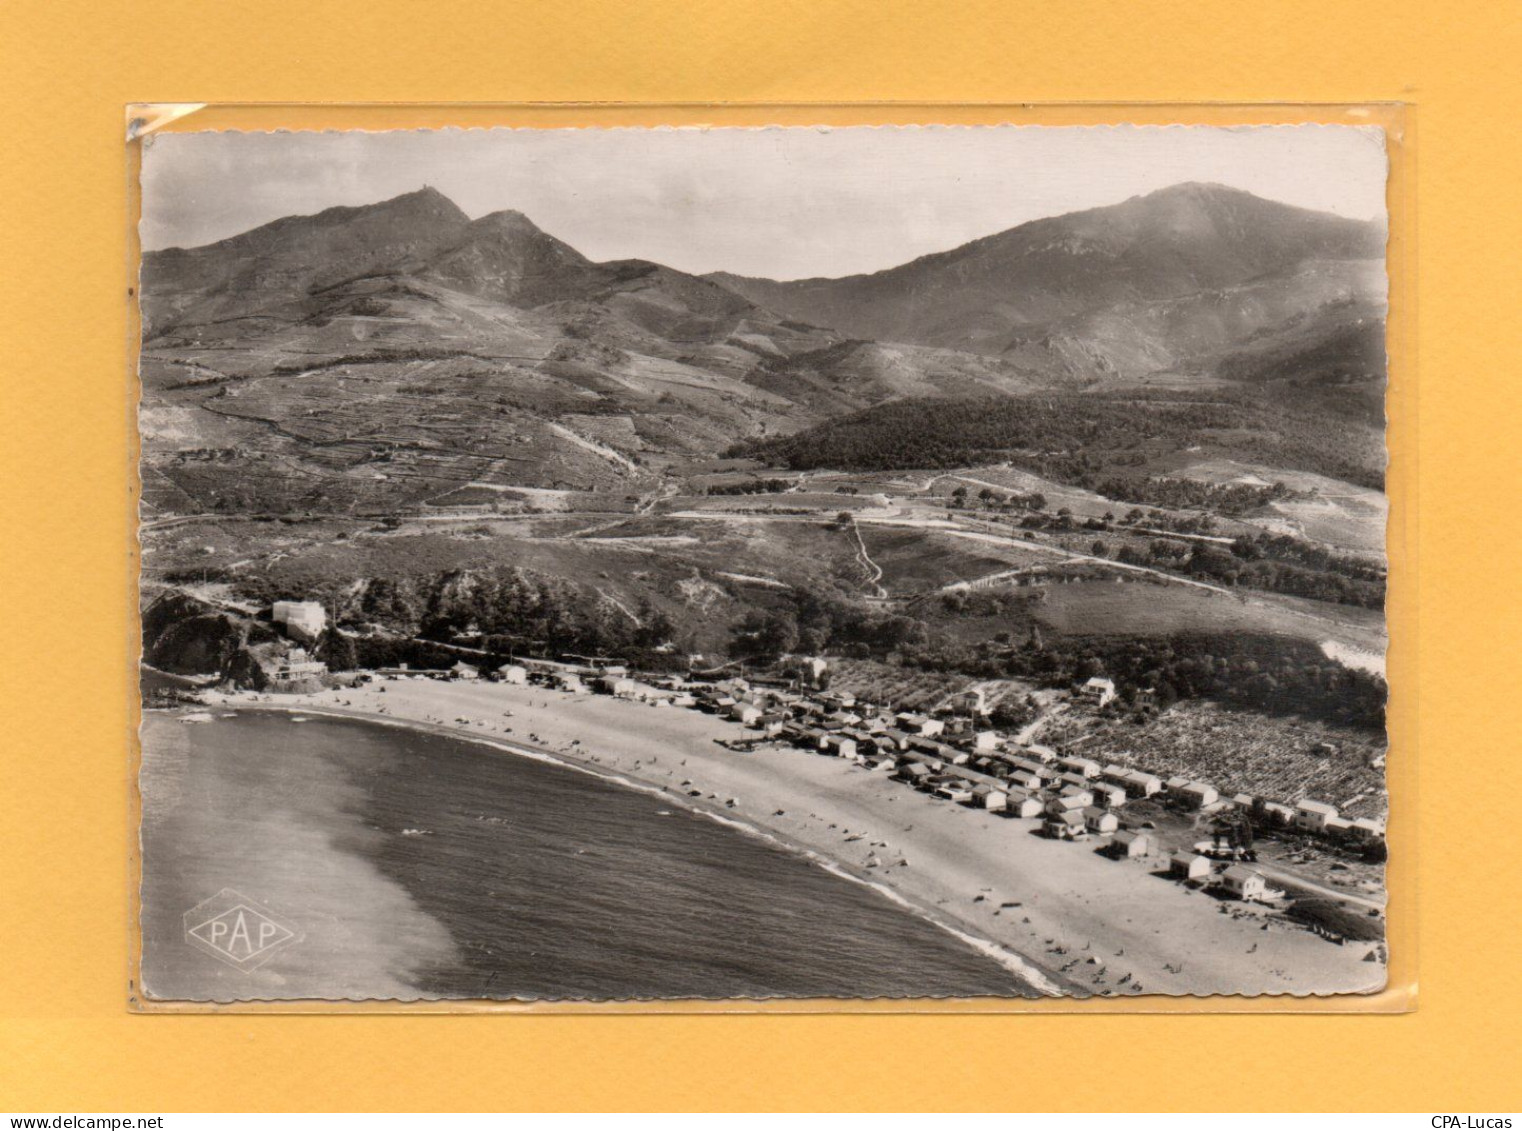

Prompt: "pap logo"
[183,888,301,971]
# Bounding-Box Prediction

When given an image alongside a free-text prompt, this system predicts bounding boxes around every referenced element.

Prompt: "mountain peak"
[367,185,470,224]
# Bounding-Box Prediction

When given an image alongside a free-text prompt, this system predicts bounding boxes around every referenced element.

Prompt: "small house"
[598,675,638,697]
[1046,794,1088,817]
[553,673,586,694]
[1044,810,1089,840]
[1123,770,1163,798]
[449,661,480,681]
[1170,853,1212,881]
[895,762,932,785]
[1057,756,1102,779]
[972,731,1001,752]
[972,785,1009,812]
[1007,756,1049,777]
[821,734,858,759]
[728,701,765,726]
[934,781,975,804]
[1179,782,1219,810]
[1111,830,1153,858]
[1059,786,1095,808]
[1006,792,1045,819]
[1077,676,1117,707]
[1083,807,1119,835]
[895,712,945,738]
[495,664,528,685]
[955,687,990,716]
[1215,865,1269,903]
[1091,783,1128,810]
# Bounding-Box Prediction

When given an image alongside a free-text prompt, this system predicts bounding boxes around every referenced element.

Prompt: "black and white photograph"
[136,124,1390,1003]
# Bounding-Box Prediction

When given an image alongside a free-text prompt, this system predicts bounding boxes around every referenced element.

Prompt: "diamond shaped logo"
[183,888,301,971]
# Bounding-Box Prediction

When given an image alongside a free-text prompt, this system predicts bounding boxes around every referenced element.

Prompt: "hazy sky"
[141,125,1387,280]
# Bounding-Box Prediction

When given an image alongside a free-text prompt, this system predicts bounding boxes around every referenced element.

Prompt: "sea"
[139,710,1036,1002]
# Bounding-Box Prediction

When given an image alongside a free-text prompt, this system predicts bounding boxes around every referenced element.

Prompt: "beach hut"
[449,661,480,680]
[895,712,945,738]
[821,734,858,759]
[495,663,528,685]
[1007,793,1045,819]
[973,785,1008,812]
[1170,853,1212,881]
[1178,782,1219,810]
[1044,810,1089,840]
[1111,830,1153,858]
[598,675,638,697]
[896,762,932,786]
[934,781,975,804]
[728,701,765,726]
[1046,794,1088,817]
[1057,756,1102,779]
[1215,865,1270,903]
[1092,783,1128,810]
[1083,807,1119,835]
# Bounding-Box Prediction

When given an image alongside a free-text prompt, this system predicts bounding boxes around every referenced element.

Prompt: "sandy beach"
[212,678,1385,998]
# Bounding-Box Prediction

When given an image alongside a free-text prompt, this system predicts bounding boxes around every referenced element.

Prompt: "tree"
[1090,540,1108,558]
[323,630,358,672]
[731,609,799,660]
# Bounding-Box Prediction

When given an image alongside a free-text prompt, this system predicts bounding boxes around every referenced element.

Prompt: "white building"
[1295,799,1340,833]
[1077,676,1117,707]
[273,600,327,642]
[1216,866,1270,903]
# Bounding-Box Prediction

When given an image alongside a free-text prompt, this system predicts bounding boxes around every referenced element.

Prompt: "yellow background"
[1,0,1517,1111]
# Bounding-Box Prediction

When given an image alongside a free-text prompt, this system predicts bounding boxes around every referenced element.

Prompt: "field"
[1165,457,1388,557]
[1027,577,1362,645]
[856,525,1046,593]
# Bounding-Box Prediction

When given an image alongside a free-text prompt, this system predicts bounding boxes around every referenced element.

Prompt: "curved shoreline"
[221,700,1071,998]
[183,678,1385,999]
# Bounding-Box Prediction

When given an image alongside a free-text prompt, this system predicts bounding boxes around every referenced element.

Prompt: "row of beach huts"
[410,655,1384,889]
